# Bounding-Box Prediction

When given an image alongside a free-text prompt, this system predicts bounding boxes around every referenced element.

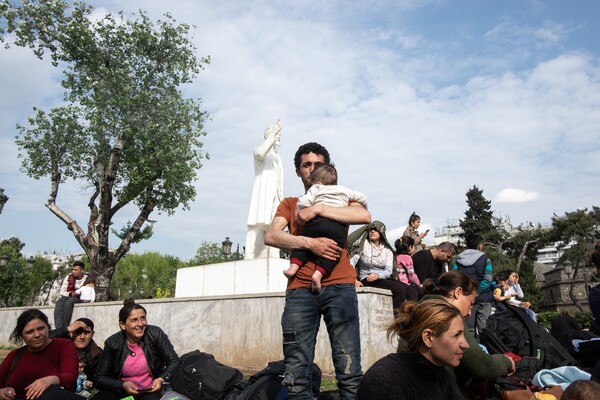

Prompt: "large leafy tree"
[0,238,53,307]
[188,241,232,266]
[459,185,502,244]
[109,252,184,300]
[1,1,209,300]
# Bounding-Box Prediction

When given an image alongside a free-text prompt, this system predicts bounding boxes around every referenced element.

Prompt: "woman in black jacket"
[357,299,469,400]
[93,299,179,399]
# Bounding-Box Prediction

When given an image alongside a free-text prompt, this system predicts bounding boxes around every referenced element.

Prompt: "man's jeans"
[281,284,362,400]
[54,295,80,329]
[466,302,492,338]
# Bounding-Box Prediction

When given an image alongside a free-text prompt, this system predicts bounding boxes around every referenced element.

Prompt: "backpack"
[170,351,243,400]
[480,306,577,370]
[224,361,322,400]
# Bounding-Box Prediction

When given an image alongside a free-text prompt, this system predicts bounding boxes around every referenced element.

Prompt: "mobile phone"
[137,387,152,392]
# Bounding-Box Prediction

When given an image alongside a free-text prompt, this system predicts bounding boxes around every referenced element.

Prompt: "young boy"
[76,359,92,398]
[492,270,515,313]
[283,164,368,291]
[75,275,96,303]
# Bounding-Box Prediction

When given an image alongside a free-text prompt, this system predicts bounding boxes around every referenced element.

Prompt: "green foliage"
[547,207,600,245]
[188,241,230,266]
[0,238,53,307]
[154,287,172,298]
[109,252,184,300]
[536,312,560,330]
[1,0,210,300]
[112,221,154,244]
[459,185,502,244]
[537,311,595,330]
[517,260,541,306]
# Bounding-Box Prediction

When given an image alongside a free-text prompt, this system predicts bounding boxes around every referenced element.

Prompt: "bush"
[537,312,560,330]
[537,311,594,330]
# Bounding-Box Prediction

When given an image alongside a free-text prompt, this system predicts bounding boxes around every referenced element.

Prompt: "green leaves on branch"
[1,0,211,299]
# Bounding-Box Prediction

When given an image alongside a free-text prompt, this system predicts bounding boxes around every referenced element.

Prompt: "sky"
[1,0,599,261]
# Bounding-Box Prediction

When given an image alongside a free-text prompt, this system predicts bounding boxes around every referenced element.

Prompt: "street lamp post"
[222,237,233,259]
[0,188,8,214]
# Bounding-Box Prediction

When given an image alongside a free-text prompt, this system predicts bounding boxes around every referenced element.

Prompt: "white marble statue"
[244,119,284,259]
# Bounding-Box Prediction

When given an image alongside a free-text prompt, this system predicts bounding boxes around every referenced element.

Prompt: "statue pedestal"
[175,257,289,297]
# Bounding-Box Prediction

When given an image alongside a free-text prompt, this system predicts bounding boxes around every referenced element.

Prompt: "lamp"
[0,188,8,214]
[563,260,573,279]
[222,237,233,257]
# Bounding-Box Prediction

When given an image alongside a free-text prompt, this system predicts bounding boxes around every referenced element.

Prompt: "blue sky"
[1,0,599,260]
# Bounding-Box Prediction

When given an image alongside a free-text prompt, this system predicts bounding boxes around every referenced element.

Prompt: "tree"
[500,228,549,306]
[1,1,210,300]
[545,207,600,310]
[459,185,502,244]
[0,238,53,307]
[188,241,230,266]
[109,252,184,300]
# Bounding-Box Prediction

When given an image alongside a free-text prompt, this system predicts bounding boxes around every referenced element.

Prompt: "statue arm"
[254,120,283,160]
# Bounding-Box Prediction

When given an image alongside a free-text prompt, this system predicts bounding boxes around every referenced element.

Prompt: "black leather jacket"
[95,325,179,392]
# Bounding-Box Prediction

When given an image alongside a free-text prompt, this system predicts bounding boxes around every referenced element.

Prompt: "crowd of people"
[2,141,600,400]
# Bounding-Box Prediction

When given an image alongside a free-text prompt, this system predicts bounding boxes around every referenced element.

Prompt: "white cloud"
[1,0,599,258]
[494,189,540,204]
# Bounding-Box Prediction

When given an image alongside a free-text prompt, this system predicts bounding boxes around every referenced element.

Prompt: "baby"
[76,275,96,303]
[283,164,367,291]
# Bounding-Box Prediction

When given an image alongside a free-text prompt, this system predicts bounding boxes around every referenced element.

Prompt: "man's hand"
[308,237,342,261]
[355,280,363,287]
[366,273,378,282]
[67,320,87,337]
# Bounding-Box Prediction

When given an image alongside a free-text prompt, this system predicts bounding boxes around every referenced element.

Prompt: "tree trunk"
[568,260,584,312]
[516,239,539,273]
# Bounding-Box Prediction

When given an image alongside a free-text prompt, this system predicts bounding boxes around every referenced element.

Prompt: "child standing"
[76,275,96,303]
[394,236,421,301]
[283,164,368,292]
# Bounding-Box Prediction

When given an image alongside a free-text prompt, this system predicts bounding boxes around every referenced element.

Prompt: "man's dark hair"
[294,142,330,169]
[73,260,85,268]
[466,235,484,250]
[437,241,456,254]
[76,317,95,331]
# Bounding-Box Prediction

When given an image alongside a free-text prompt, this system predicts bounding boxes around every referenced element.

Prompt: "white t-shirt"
[76,286,96,302]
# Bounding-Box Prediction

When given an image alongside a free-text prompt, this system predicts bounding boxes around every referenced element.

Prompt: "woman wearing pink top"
[395,236,421,301]
[94,299,179,400]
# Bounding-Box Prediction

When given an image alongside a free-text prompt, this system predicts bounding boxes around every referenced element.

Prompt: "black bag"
[480,305,577,370]
[224,361,322,400]
[170,350,243,400]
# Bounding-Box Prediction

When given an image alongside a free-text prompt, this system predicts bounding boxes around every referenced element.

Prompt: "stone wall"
[0,287,396,377]
[539,266,593,312]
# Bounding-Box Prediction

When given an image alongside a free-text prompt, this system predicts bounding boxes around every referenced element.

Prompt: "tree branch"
[516,239,539,273]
